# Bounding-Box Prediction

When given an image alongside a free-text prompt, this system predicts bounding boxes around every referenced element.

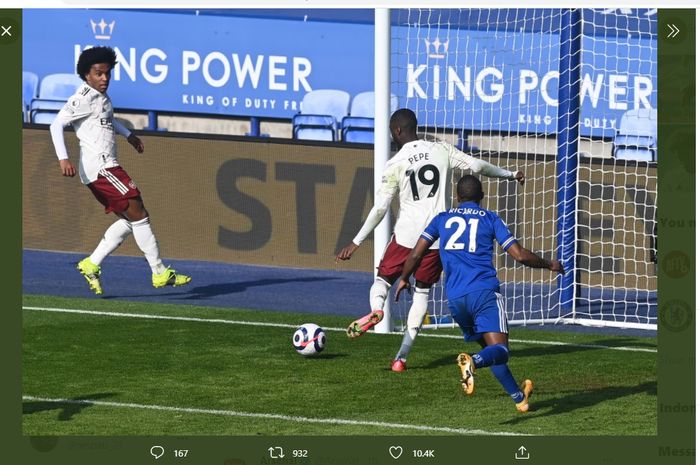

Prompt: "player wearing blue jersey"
[395,175,564,412]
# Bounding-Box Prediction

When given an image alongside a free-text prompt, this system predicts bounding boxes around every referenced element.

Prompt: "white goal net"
[390,8,657,330]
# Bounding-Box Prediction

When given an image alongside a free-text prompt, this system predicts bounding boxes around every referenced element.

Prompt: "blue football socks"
[472,344,523,403]
[472,343,509,368]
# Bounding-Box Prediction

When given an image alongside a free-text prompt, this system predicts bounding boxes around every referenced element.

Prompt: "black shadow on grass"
[499,380,657,425]
[411,337,656,370]
[512,339,656,358]
[588,337,658,349]
[23,393,117,421]
[305,353,348,360]
[101,277,341,300]
[412,354,458,370]
[180,277,341,300]
[412,345,609,370]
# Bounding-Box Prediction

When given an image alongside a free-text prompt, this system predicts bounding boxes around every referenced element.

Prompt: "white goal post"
[377,8,657,331]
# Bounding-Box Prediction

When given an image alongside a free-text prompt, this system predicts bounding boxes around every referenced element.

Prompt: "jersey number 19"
[407,164,440,200]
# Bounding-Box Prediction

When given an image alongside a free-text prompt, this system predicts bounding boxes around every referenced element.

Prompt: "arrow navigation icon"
[515,445,530,460]
[666,23,680,38]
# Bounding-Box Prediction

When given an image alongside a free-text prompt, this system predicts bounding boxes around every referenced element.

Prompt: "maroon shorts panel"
[377,236,443,285]
[87,167,141,214]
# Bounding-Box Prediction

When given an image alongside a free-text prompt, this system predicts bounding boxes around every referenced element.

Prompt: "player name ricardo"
[448,207,487,216]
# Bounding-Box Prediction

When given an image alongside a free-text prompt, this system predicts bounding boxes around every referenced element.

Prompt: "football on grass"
[293,323,326,356]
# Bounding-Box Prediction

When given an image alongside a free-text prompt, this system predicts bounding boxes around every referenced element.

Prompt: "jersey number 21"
[444,217,479,252]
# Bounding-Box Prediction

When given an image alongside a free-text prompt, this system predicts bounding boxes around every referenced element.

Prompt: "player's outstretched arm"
[506,242,564,274]
[450,146,525,184]
[113,119,144,153]
[473,158,525,185]
[127,134,144,153]
[49,115,76,177]
[394,238,432,301]
[513,170,525,185]
[58,159,76,177]
[335,242,359,262]
[335,184,395,263]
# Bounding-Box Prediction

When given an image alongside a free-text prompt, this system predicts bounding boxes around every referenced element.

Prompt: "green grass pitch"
[22,294,657,436]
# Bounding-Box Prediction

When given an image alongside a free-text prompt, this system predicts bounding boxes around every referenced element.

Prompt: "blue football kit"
[421,201,516,340]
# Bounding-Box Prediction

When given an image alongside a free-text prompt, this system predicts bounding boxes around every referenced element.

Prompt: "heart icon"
[389,446,403,459]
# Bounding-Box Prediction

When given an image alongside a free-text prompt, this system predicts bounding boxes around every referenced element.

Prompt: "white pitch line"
[22,306,657,353]
[22,395,526,436]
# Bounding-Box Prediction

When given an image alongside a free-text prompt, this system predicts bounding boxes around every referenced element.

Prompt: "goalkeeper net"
[391,8,657,330]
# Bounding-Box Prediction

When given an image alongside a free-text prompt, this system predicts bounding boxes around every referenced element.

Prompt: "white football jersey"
[55,83,120,184]
[350,139,517,250]
[382,140,488,249]
[351,139,516,250]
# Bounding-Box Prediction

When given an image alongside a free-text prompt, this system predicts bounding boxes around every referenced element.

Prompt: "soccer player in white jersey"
[49,46,191,295]
[335,108,524,372]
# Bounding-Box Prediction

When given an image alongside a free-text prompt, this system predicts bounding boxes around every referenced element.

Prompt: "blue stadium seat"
[30,73,83,124]
[341,91,398,143]
[23,71,39,123]
[293,89,350,141]
[292,114,338,141]
[613,108,657,162]
[342,117,375,143]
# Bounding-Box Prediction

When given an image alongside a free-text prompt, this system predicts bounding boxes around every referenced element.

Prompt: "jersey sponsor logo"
[128,180,137,190]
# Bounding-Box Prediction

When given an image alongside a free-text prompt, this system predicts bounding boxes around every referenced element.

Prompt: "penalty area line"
[22,395,525,436]
[22,306,656,354]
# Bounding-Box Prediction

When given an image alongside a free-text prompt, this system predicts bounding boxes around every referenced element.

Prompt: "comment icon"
[150,445,165,460]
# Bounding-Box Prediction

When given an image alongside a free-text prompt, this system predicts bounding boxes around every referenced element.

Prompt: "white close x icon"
[0,25,11,37]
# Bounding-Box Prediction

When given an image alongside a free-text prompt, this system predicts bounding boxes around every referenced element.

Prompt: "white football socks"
[89,219,133,266]
[369,276,391,311]
[395,287,430,361]
[131,217,166,275]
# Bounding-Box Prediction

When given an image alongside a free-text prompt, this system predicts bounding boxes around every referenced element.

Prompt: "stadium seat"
[293,89,351,141]
[30,73,83,124]
[23,71,39,123]
[613,108,657,162]
[342,117,375,143]
[341,91,398,143]
[292,114,338,141]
